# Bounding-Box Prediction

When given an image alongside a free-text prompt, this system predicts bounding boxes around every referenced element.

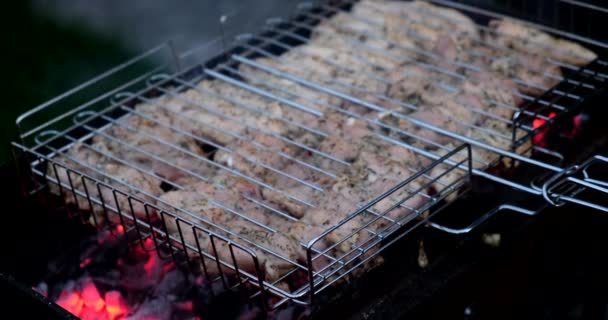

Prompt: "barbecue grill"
[6,0,608,318]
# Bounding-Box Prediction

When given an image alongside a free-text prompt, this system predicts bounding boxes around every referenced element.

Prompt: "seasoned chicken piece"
[363,0,480,54]
[180,81,298,144]
[233,228,302,282]
[265,219,330,271]
[317,116,376,160]
[303,174,426,256]
[426,143,473,201]
[261,158,335,218]
[158,190,259,276]
[97,164,163,221]
[390,96,477,147]
[51,142,164,225]
[159,186,303,282]
[158,190,221,249]
[300,139,428,254]
[473,46,563,95]
[93,133,217,188]
[48,149,99,213]
[261,113,372,218]
[251,56,336,85]
[283,44,361,75]
[317,11,384,39]
[301,189,370,255]
[238,56,365,122]
[213,129,303,196]
[459,71,522,122]
[387,65,435,106]
[406,1,479,40]
[92,102,213,183]
[311,23,402,71]
[180,87,295,141]
[216,70,331,138]
[179,107,246,146]
[239,50,385,128]
[431,34,476,71]
[353,143,429,222]
[488,19,596,66]
[207,77,333,140]
[470,119,532,160]
[200,172,328,271]
[192,182,268,226]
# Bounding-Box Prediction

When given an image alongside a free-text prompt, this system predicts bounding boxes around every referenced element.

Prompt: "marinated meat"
[91,102,215,183]
[473,46,563,95]
[158,186,303,282]
[488,19,597,66]
[393,99,476,146]
[261,158,336,219]
[51,142,164,224]
[50,0,598,289]
[213,133,293,183]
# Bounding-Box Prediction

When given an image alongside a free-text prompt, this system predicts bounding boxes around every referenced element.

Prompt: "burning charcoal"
[154,268,187,296]
[80,305,110,320]
[56,289,84,316]
[39,227,214,320]
[532,112,557,146]
[173,301,198,320]
[82,278,105,312]
[125,296,173,320]
[120,260,161,290]
[93,269,121,288]
[105,290,128,320]
[174,301,194,312]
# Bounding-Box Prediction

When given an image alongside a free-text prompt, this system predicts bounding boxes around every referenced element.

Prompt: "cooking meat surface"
[48,0,597,288]
[488,19,597,66]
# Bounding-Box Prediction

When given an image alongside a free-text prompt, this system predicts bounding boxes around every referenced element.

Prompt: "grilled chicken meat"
[51,0,598,288]
[51,142,164,224]
[488,19,597,66]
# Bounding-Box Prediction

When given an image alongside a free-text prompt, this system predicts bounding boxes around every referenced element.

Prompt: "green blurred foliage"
[1,2,135,162]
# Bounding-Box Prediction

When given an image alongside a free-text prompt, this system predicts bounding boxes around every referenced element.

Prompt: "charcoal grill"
[7,0,608,316]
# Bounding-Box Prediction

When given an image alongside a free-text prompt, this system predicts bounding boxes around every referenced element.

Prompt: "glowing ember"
[82,279,105,312]
[175,301,194,312]
[80,305,109,320]
[38,219,304,319]
[57,291,84,316]
[53,284,128,320]
[532,112,557,145]
[105,291,128,320]
[143,237,154,250]
[144,254,157,276]
[39,231,200,320]
[116,225,125,234]
[80,257,93,269]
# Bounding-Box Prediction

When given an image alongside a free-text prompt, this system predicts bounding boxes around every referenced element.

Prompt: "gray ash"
[34,224,311,319]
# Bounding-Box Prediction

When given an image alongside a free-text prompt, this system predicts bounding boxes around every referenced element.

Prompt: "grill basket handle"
[427,204,538,235]
[542,155,608,212]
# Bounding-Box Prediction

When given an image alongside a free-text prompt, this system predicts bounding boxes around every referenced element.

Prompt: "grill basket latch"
[542,155,608,212]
